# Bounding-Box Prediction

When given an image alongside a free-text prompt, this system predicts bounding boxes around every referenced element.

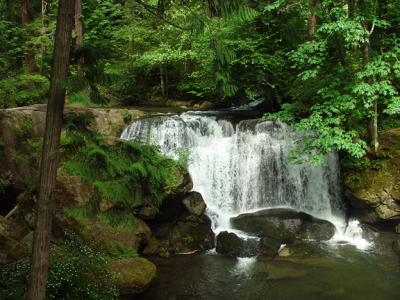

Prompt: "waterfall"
[121,112,371,249]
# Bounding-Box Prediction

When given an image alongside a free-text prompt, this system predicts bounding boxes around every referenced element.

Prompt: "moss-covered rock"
[343,128,400,223]
[75,216,151,255]
[107,257,157,295]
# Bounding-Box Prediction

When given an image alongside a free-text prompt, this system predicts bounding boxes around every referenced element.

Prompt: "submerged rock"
[230,208,335,242]
[107,257,156,295]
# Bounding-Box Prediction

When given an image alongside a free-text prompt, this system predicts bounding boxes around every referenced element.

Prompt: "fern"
[60,127,181,226]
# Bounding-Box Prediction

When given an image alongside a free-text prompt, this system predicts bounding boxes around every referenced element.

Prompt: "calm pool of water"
[136,235,400,300]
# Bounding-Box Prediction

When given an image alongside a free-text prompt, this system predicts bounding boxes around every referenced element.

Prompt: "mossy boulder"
[343,128,400,223]
[107,257,156,295]
[73,216,151,255]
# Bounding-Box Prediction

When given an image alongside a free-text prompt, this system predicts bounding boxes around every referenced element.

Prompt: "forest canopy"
[1,0,400,159]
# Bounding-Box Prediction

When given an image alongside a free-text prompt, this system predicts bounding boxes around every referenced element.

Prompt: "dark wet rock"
[107,257,156,295]
[230,208,335,242]
[258,236,282,257]
[168,214,215,253]
[216,231,259,257]
[182,191,206,216]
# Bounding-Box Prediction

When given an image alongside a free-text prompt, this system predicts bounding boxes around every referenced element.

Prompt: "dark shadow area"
[0,185,19,216]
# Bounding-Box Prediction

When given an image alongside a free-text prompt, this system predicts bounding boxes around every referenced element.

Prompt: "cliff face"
[343,128,400,225]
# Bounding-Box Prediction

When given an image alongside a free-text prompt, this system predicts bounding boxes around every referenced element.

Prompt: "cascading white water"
[121,113,371,249]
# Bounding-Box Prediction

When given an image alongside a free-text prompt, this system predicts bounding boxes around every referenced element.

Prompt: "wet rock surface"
[230,208,336,242]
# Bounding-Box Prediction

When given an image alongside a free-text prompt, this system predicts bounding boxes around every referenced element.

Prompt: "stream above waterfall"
[121,111,370,249]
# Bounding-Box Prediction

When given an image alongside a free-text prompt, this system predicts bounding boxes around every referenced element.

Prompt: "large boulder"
[107,257,156,295]
[75,216,151,255]
[343,128,400,223]
[230,208,335,242]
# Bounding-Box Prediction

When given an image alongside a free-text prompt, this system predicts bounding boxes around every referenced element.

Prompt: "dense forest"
[1,0,399,158]
[1,1,400,299]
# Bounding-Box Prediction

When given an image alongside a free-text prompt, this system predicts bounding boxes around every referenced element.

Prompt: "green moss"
[343,128,400,196]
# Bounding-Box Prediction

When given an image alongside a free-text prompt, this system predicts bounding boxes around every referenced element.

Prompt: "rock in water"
[107,257,156,295]
[230,208,335,242]
[216,231,259,257]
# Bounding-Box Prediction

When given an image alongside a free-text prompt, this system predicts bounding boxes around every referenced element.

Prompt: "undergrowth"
[0,232,117,300]
[60,112,181,226]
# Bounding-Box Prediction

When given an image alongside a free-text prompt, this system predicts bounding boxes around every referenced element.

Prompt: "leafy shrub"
[0,233,117,300]
[0,74,49,108]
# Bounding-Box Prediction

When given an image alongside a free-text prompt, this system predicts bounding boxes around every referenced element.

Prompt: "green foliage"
[0,74,49,108]
[341,157,382,171]
[61,124,180,225]
[0,232,117,300]
[265,0,400,160]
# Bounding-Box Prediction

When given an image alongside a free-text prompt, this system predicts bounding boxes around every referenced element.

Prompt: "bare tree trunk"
[21,0,36,72]
[75,0,84,70]
[160,64,165,98]
[27,1,75,299]
[39,0,49,74]
[308,0,319,40]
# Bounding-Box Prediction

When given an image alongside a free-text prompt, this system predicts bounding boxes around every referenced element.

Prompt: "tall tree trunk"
[27,1,75,299]
[308,0,319,40]
[21,0,36,72]
[207,0,220,17]
[348,0,357,18]
[360,0,379,153]
[39,0,49,74]
[75,0,84,70]
[160,64,165,99]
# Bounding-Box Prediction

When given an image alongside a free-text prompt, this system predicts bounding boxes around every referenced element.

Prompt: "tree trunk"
[27,1,75,299]
[75,0,84,69]
[160,64,165,98]
[21,0,36,72]
[39,0,49,74]
[348,0,357,18]
[308,0,319,40]
[361,18,379,153]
